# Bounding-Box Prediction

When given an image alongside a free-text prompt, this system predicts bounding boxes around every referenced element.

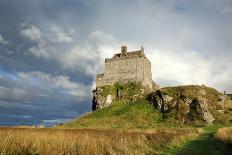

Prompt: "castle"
[96,46,153,90]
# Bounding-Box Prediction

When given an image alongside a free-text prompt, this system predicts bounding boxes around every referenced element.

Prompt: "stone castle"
[96,46,153,90]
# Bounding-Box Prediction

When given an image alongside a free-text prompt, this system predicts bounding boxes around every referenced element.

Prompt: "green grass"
[60,84,232,130]
[161,85,222,101]
[59,99,195,130]
[59,100,165,129]
[166,126,232,155]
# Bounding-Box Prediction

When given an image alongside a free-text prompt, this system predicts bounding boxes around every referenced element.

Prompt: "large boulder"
[148,85,232,125]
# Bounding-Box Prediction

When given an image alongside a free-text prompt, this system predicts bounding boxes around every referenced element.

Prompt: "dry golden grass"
[214,127,232,145]
[0,127,198,155]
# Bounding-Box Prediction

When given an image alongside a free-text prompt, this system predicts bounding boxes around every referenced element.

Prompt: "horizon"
[0,0,232,126]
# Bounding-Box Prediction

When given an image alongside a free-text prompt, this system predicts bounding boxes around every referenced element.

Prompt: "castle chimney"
[121,45,127,56]
[139,46,145,57]
[141,46,144,53]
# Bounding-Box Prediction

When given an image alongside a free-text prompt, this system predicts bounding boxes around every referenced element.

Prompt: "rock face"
[92,82,152,111]
[92,88,113,111]
[148,85,232,125]
[195,96,214,125]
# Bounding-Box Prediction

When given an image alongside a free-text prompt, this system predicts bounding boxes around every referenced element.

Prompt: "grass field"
[0,127,198,155]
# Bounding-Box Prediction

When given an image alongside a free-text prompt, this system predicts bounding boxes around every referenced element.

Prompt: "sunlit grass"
[214,127,232,145]
[0,127,198,154]
[59,100,192,130]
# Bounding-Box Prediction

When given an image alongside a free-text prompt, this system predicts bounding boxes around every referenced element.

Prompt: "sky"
[0,0,232,126]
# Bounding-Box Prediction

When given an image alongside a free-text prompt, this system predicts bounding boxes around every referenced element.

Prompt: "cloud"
[17,71,90,99]
[20,23,74,59]
[0,70,91,103]
[147,47,232,92]
[0,86,27,101]
[0,34,9,44]
[218,6,232,14]
[20,24,42,42]
[50,26,73,43]
[20,23,120,78]
[60,30,121,77]
[19,20,232,93]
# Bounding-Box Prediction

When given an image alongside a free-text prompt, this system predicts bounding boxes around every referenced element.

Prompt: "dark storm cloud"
[0,0,232,126]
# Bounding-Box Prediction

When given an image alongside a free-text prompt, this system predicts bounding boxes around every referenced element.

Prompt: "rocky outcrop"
[92,82,150,111]
[92,84,232,125]
[148,85,232,125]
[92,88,113,111]
[196,96,214,125]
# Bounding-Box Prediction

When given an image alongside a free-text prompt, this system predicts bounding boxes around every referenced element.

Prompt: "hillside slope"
[60,84,232,129]
[59,100,164,129]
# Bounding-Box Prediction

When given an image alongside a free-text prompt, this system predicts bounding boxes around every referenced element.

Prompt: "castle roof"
[111,50,144,59]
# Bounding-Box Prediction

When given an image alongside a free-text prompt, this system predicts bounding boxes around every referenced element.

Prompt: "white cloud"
[20,23,74,59]
[0,34,9,44]
[148,50,209,84]
[28,44,51,59]
[20,24,42,42]
[147,47,232,92]
[60,30,120,77]
[21,23,232,93]
[20,24,121,78]
[51,26,73,43]
[18,71,90,99]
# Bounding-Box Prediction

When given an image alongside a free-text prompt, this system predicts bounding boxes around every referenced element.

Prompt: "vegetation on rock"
[148,85,232,126]
[92,82,149,111]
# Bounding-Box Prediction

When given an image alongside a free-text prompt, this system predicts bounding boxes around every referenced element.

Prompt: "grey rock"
[105,95,112,107]
[150,91,172,112]
[162,94,173,103]
[92,88,112,111]
[196,97,215,125]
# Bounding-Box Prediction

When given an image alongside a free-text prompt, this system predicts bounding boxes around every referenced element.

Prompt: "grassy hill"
[59,100,167,130]
[60,84,232,129]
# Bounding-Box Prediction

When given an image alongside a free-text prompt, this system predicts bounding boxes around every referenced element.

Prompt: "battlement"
[96,46,153,90]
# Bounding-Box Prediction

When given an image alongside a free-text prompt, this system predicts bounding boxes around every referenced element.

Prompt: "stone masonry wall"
[96,56,153,90]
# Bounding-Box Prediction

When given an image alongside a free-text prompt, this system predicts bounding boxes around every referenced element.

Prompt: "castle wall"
[96,56,153,90]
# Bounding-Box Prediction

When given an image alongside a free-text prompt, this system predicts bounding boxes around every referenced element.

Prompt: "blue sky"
[0,0,232,126]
